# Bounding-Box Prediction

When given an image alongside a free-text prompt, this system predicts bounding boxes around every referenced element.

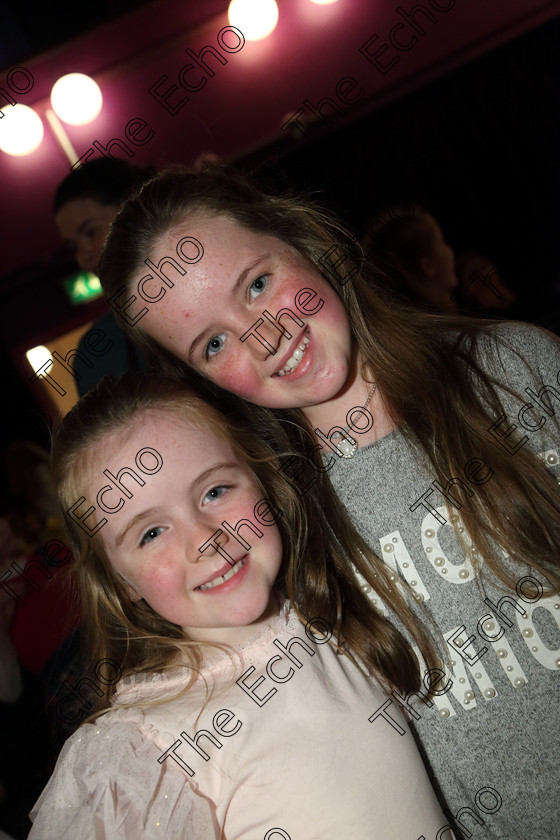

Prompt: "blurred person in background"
[363,204,458,313]
[53,158,152,396]
[3,441,77,677]
[455,250,518,318]
[0,443,79,840]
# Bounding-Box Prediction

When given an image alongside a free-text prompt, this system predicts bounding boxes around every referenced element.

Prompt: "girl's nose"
[189,526,234,563]
[240,316,290,360]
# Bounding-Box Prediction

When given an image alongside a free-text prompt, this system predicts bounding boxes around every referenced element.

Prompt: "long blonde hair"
[51,374,441,717]
[99,165,560,594]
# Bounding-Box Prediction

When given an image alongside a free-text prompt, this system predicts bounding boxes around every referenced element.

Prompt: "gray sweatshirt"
[325,323,560,840]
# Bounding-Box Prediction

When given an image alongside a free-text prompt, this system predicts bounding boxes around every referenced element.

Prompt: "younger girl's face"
[90,411,283,645]
[140,215,353,411]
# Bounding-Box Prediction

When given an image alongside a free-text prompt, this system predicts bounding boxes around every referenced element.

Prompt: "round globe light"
[0,104,44,156]
[227,0,279,40]
[51,73,102,126]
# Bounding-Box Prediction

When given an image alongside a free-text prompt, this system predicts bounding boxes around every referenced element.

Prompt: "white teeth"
[198,556,247,590]
[276,330,310,376]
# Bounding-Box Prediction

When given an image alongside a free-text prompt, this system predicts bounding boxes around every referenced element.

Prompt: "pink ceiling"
[0,0,557,278]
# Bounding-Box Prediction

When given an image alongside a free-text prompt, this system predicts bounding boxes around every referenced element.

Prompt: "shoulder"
[63,710,158,770]
[29,714,217,839]
[470,321,560,388]
[30,715,157,811]
[467,322,560,454]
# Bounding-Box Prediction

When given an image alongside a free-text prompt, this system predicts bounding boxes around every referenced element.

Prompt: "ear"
[120,577,143,602]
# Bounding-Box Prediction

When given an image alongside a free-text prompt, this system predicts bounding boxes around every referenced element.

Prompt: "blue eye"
[140,526,164,546]
[203,485,228,505]
[248,275,268,301]
[205,334,226,360]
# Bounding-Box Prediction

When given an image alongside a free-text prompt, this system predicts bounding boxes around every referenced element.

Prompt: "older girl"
[99,166,560,839]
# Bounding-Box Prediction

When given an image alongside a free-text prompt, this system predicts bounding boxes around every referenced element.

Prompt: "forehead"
[153,212,290,267]
[142,214,304,349]
[82,410,241,489]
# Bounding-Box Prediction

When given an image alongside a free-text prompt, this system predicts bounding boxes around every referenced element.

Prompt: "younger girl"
[99,165,560,839]
[29,374,451,839]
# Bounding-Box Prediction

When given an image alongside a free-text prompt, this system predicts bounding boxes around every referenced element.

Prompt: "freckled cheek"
[273,275,348,337]
[263,523,283,553]
[222,494,261,528]
[258,526,284,578]
[233,491,282,542]
[214,354,265,399]
[136,561,186,601]
[224,510,283,577]
[311,291,348,330]
[270,278,303,312]
[221,494,281,547]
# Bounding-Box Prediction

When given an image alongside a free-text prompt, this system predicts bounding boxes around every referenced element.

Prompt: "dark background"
[244,16,560,296]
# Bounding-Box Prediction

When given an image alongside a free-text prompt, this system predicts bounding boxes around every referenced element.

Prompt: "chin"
[309,375,349,406]
[235,588,276,624]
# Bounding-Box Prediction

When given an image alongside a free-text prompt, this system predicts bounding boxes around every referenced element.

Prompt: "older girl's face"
[140,215,353,410]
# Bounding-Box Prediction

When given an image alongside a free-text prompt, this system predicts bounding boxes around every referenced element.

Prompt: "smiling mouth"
[196,555,248,590]
[274,329,310,376]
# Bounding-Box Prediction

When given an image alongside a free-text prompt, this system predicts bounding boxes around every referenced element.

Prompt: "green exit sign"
[62,272,104,305]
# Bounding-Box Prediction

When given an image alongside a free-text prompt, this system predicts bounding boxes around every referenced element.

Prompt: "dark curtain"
[246,16,560,314]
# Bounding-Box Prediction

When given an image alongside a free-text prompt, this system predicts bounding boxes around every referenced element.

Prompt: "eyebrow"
[187,253,271,360]
[114,462,240,548]
[192,462,239,489]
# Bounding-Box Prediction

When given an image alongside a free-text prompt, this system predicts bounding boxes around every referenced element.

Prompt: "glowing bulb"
[228,0,279,40]
[309,0,339,4]
[0,104,44,156]
[26,345,51,374]
[51,73,102,126]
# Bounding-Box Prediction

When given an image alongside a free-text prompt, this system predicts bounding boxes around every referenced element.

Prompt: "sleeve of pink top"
[28,719,219,840]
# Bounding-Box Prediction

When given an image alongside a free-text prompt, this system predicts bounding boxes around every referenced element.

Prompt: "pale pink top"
[29,604,452,839]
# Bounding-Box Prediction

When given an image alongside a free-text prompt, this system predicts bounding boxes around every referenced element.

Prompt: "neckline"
[202,599,291,661]
[113,602,293,699]
[321,423,403,464]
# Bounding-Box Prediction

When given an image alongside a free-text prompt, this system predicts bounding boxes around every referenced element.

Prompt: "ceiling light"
[50,73,102,126]
[0,104,44,155]
[227,0,279,41]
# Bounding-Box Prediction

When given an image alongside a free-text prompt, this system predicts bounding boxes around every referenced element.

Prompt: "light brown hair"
[52,374,441,717]
[99,166,560,598]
